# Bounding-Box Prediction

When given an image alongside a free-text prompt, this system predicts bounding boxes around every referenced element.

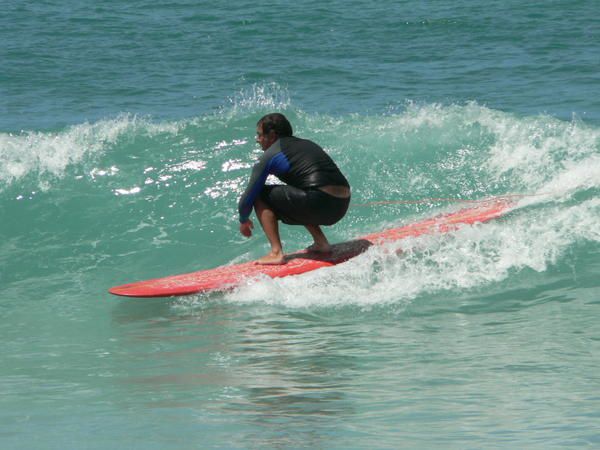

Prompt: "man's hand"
[239,220,254,237]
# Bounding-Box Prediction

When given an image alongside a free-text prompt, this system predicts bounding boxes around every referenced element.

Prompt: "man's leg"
[254,197,285,264]
[304,224,332,253]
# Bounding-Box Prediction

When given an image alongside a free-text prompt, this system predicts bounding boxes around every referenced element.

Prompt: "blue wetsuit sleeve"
[237,149,290,223]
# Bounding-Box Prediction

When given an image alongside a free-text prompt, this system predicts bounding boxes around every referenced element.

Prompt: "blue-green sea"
[2,1,599,448]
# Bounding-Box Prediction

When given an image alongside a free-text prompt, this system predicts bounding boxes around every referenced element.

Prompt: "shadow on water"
[109,297,176,323]
[108,290,229,324]
[217,310,366,447]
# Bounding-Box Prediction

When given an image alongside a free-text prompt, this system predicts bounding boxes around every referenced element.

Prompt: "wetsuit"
[238,136,350,226]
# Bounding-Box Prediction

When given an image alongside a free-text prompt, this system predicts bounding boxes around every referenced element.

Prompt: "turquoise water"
[2,1,599,448]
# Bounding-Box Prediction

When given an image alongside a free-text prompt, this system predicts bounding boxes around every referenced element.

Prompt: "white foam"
[480,111,600,190]
[113,186,141,196]
[0,114,183,190]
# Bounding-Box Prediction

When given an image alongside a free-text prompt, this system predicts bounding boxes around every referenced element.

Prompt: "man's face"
[256,125,277,150]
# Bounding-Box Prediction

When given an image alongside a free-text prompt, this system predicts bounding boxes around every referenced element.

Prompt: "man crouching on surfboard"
[238,113,351,265]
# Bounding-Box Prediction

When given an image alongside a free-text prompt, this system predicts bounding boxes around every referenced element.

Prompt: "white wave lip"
[0,114,182,190]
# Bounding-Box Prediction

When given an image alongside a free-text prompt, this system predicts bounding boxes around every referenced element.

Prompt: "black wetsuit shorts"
[260,185,350,226]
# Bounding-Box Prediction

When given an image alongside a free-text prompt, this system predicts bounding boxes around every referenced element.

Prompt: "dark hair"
[257,113,293,137]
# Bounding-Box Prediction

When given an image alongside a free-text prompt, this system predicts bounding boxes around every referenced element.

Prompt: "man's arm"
[238,152,272,223]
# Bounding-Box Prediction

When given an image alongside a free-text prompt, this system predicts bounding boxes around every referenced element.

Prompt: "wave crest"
[0,114,182,191]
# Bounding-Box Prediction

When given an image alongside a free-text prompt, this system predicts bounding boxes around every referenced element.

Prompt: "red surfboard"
[109,198,513,298]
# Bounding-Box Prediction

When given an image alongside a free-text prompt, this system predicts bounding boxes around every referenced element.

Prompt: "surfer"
[238,113,351,265]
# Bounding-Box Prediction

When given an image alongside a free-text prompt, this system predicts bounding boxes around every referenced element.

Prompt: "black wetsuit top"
[238,136,349,223]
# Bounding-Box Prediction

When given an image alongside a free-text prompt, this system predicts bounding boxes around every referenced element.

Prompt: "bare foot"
[306,243,332,253]
[256,251,286,265]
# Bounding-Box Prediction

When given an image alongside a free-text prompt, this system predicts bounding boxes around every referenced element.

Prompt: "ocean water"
[1,1,599,448]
